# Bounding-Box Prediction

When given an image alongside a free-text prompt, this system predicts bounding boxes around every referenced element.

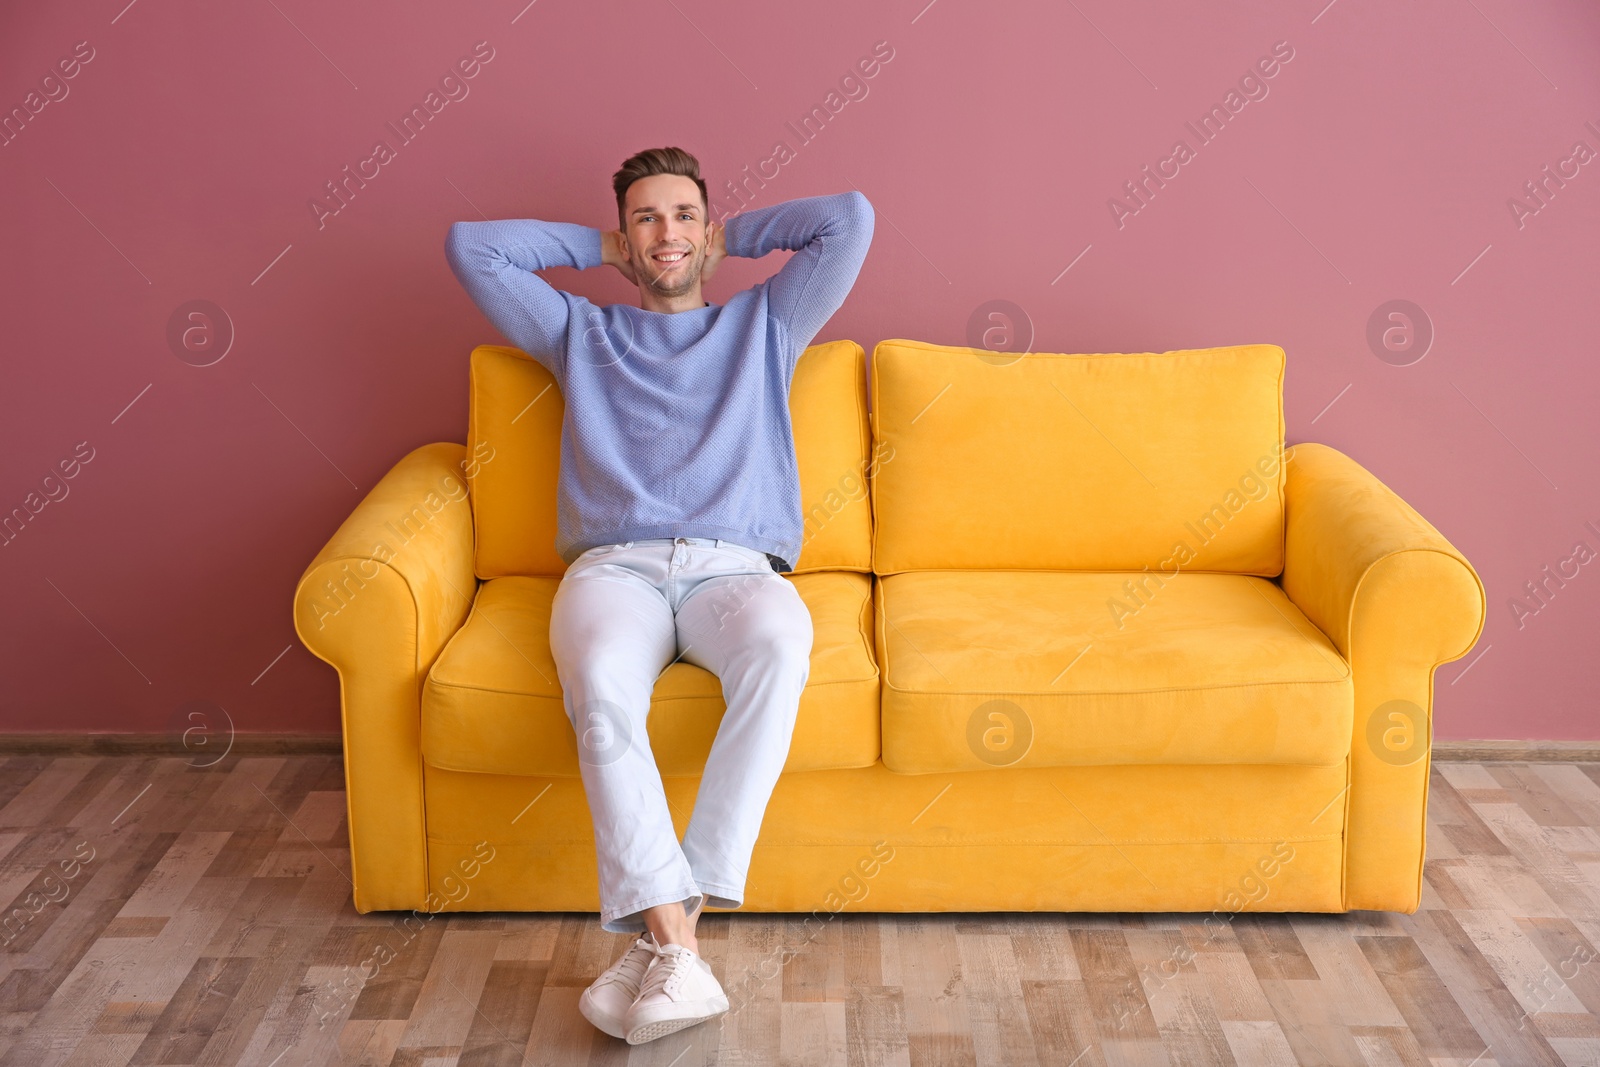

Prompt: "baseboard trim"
[0,734,1594,762]
[0,733,342,756]
[1431,740,1600,762]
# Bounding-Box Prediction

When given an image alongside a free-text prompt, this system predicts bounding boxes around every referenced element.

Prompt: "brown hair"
[612,146,709,229]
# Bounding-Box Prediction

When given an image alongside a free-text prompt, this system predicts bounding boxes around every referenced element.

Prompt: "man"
[444,146,873,1044]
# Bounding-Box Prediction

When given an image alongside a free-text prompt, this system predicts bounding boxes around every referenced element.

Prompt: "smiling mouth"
[651,250,690,267]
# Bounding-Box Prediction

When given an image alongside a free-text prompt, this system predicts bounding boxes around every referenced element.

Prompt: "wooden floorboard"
[2,757,1600,1065]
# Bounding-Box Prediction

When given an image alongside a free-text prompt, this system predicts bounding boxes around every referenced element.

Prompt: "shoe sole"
[624,997,730,1045]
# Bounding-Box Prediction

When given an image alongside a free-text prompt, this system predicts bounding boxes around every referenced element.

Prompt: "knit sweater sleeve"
[444,218,604,378]
[723,191,874,359]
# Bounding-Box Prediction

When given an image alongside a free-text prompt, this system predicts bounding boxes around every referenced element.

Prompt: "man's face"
[621,174,709,299]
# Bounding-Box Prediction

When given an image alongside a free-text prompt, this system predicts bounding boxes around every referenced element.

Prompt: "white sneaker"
[623,940,730,1044]
[578,934,658,1038]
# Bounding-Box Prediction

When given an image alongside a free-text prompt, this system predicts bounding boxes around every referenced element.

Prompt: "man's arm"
[722,191,874,356]
[443,218,606,376]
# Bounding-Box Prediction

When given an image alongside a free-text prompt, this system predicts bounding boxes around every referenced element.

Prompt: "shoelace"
[599,938,655,991]
[637,945,694,1001]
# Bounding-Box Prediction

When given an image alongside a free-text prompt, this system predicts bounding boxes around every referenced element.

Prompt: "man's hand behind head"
[600,229,639,286]
[700,220,726,286]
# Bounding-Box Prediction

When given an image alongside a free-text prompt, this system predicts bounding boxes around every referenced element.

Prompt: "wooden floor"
[2,757,1600,1066]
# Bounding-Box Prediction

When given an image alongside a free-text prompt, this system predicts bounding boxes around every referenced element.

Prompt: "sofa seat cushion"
[422,571,879,777]
[876,571,1351,772]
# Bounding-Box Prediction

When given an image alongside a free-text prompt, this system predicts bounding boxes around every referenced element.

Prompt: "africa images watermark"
[304,439,495,629]
[1507,518,1600,631]
[1105,440,1299,630]
[1515,940,1597,1031]
[1,441,97,550]
[309,41,497,231]
[1,840,98,949]
[709,39,896,221]
[964,440,1302,769]
[1,39,97,150]
[801,439,895,547]
[694,441,896,632]
[1107,839,1297,1033]
[313,841,496,1027]
[1506,118,1600,231]
[1108,39,1296,229]
[716,839,897,1026]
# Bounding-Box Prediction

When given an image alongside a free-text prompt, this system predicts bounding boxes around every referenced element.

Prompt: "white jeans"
[548,536,814,933]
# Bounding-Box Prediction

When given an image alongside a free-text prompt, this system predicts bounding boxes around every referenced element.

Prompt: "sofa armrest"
[1280,442,1486,911]
[292,441,479,913]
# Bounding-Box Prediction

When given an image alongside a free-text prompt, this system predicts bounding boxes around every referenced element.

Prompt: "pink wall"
[3,1,1597,741]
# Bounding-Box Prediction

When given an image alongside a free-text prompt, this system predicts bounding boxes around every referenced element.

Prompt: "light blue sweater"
[444,191,874,571]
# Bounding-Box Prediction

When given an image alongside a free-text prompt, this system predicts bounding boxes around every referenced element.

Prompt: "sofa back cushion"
[468,339,873,578]
[869,340,1287,575]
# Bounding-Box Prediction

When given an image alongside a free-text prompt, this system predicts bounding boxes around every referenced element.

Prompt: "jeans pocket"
[717,542,774,570]
[577,541,633,563]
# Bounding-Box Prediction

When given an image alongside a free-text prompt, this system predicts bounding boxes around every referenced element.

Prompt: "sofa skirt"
[408,759,1352,917]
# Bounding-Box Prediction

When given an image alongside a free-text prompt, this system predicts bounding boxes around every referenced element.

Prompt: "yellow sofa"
[292,338,1486,920]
